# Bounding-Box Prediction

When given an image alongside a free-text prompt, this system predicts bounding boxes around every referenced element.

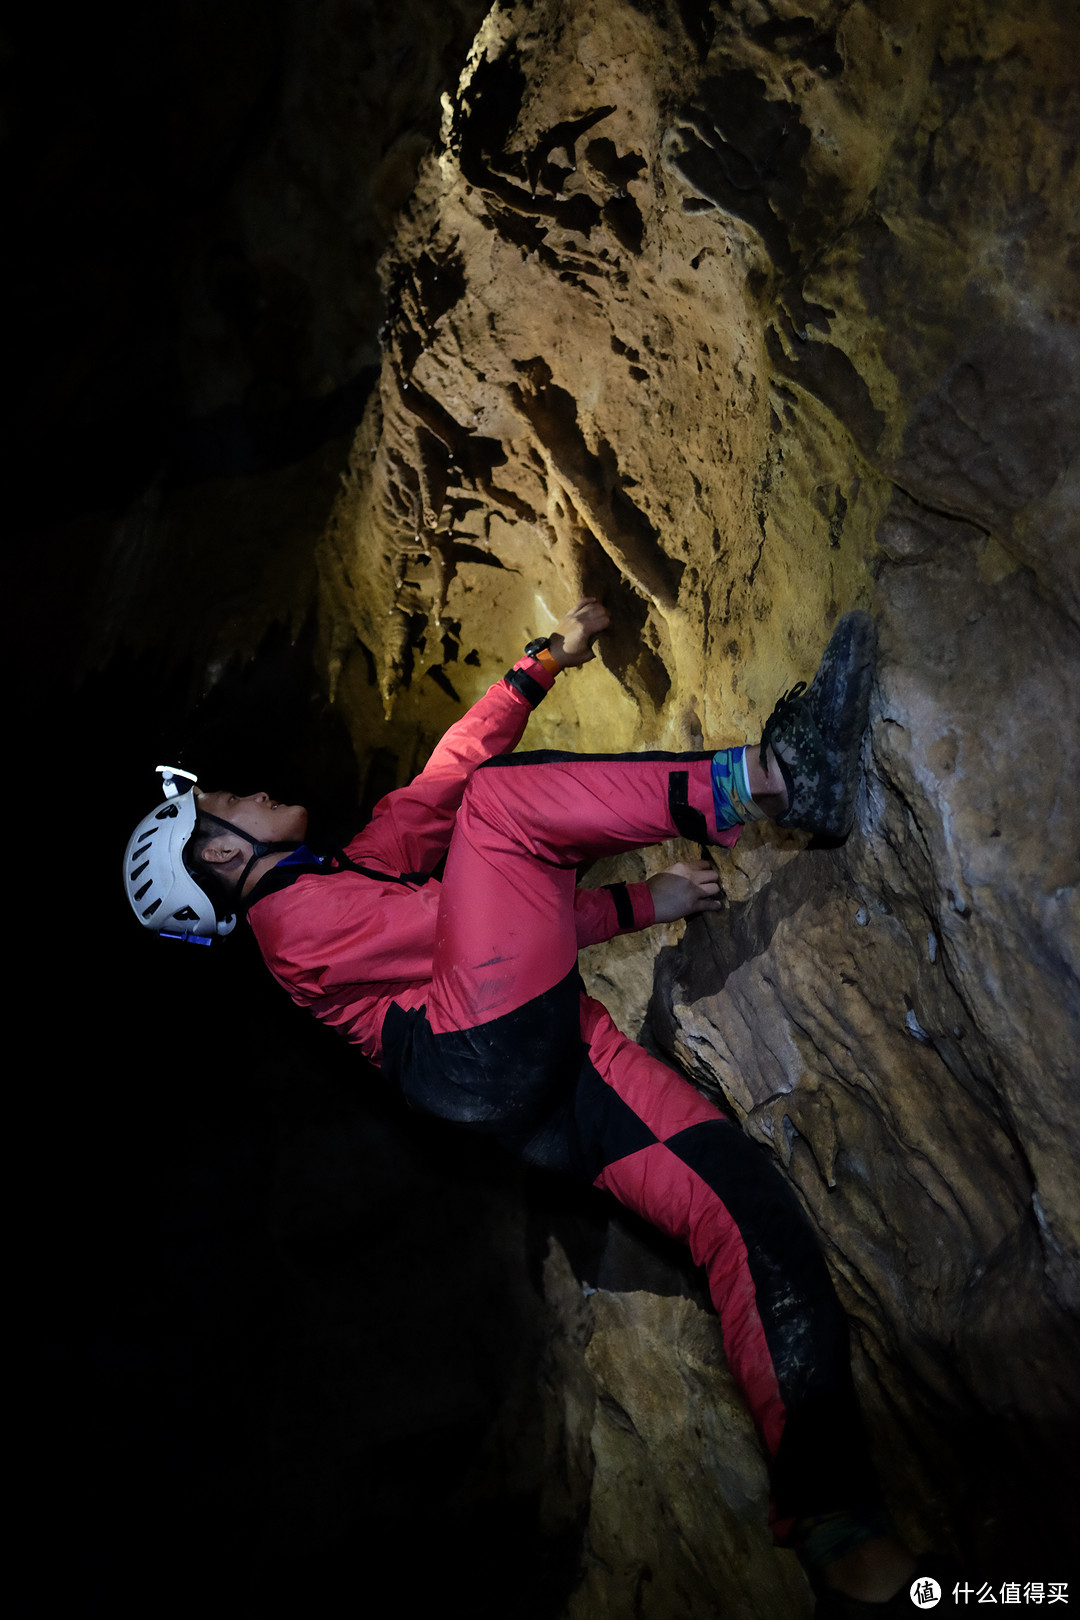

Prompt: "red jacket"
[247,657,655,1063]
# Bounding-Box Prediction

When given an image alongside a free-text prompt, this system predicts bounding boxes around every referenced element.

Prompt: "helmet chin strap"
[198,810,303,901]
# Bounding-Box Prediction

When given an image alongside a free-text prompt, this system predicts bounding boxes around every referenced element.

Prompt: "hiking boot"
[761,611,877,841]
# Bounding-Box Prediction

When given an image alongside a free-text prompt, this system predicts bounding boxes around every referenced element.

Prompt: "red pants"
[427,751,729,1030]
[381,751,881,1535]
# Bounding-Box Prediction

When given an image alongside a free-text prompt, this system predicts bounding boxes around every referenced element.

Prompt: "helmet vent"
[126,774,219,938]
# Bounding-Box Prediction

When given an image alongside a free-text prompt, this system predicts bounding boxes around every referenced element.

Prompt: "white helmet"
[123,766,237,943]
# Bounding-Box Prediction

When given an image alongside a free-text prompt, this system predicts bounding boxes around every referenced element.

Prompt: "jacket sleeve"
[346,655,556,877]
[573,881,655,949]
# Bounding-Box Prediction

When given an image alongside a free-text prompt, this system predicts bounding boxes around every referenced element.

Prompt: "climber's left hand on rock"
[647,859,723,923]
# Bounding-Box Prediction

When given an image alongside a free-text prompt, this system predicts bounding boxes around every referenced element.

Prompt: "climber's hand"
[647,860,723,923]
[549,597,609,668]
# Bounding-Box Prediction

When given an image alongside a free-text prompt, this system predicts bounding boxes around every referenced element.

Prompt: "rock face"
[313,0,1080,1598]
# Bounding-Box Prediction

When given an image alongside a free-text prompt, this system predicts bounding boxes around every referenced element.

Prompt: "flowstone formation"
[316,0,1080,1605]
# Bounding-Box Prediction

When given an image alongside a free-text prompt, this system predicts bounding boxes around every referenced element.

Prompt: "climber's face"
[195,789,308,844]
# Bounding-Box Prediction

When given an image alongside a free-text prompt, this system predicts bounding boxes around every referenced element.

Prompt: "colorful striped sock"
[712,745,767,827]
[794,1509,896,1576]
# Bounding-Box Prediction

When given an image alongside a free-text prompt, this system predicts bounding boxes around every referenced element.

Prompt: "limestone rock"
[568,1284,812,1619]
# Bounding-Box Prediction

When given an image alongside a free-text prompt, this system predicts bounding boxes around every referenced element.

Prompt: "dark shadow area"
[25,636,620,1616]
[7,4,601,1612]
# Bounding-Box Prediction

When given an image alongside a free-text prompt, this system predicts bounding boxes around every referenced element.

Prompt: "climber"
[122,598,917,1613]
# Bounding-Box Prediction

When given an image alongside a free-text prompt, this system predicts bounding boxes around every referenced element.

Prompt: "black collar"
[243,845,437,912]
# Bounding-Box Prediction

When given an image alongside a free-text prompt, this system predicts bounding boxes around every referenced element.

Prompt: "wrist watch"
[524,636,560,675]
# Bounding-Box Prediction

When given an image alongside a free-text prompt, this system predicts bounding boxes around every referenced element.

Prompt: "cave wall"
[312,0,1080,1597]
